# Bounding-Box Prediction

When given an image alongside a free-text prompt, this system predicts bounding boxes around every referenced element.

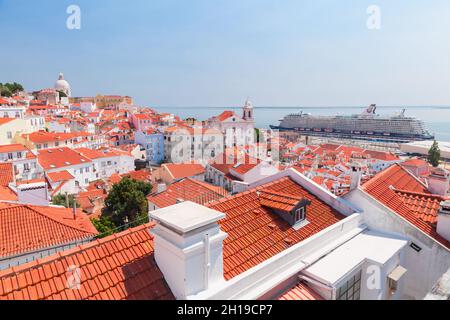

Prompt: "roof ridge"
[185,178,225,195]
[0,222,155,279]
[393,188,447,200]
[24,205,98,236]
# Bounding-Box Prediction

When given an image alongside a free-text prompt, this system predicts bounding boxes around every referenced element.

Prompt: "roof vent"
[284,238,293,246]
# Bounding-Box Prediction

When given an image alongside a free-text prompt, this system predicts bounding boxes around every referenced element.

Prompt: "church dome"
[54,73,71,96]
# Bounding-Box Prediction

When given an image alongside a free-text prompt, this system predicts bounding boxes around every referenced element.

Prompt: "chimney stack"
[428,168,449,196]
[350,163,362,191]
[150,201,227,299]
[437,200,450,242]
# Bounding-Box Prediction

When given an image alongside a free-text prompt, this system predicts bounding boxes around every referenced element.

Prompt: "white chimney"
[350,164,362,191]
[150,201,227,299]
[437,200,450,242]
[428,168,449,196]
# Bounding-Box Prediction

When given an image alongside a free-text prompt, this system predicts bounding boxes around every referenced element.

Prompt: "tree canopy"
[428,140,441,167]
[52,193,80,208]
[101,177,152,230]
[0,82,24,97]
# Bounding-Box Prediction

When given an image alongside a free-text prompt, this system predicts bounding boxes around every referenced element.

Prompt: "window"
[7,153,13,160]
[43,143,48,149]
[15,112,20,118]
[37,144,42,150]
[55,141,59,147]
[7,131,12,139]
[337,270,361,300]
[17,152,22,159]
[294,207,306,223]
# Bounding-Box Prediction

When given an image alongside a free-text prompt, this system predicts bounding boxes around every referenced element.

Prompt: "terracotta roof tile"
[163,163,205,180]
[0,204,98,258]
[277,281,324,300]
[148,178,227,208]
[363,164,450,249]
[0,224,174,300]
[208,176,345,280]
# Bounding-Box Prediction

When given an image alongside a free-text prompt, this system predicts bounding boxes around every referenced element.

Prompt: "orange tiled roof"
[38,148,92,170]
[276,281,324,300]
[0,223,174,300]
[394,189,447,224]
[0,204,98,258]
[208,176,345,280]
[47,170,74,182]
[163,163,205,180]
[0,144,28,153]
[216,111,236,121]
[0,163,14,186]
[0,118,15,126]
[148,178,226,208]
[363,164,450,249]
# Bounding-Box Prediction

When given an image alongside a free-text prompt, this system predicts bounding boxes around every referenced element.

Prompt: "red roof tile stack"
[0,204,98,259]
[0,224,174,300]
[208,177,345,279]
[363,164,450,249]
[276,281,324,300]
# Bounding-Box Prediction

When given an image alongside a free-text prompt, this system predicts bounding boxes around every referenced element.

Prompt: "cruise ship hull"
[270,125,434,143]
[271,106,434,143]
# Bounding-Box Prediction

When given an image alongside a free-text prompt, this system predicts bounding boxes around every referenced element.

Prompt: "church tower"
[242,99,254,121]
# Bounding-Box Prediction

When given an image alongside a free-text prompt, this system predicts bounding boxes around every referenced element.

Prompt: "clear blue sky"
[1,0,450,107]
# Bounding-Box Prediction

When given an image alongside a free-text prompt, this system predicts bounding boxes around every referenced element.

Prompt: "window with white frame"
[294,207,306,222]
[337,270,362,300]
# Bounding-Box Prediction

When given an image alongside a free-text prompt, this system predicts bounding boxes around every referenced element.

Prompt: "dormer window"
[295,207,306,222]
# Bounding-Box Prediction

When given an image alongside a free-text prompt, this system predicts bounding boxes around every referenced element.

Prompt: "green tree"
[91,216,116,238]
[428,140,441,167]
[0,85,12,97]
[101,177,152,229]
[0,82,24,96]
[52,194,80,208]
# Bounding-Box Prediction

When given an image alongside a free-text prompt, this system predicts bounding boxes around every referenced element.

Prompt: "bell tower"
[243,99,253,121]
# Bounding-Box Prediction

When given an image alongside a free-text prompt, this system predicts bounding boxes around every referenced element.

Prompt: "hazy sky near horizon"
[1,0,450,107]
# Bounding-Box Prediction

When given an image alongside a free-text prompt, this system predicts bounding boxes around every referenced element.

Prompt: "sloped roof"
[0,223,174,300]
[208,177,345,280]
[363,164,450,249]
[276,281,324,300]
[0,204,98,258]
[148,178,226,208]
[0,163,14,186]
[163,163,205,180]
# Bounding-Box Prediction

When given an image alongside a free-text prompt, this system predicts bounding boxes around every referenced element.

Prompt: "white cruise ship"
[271,105,434,142]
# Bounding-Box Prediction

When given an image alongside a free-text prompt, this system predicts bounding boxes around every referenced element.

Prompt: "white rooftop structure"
[303,230,408,286]
[149,201,225,234]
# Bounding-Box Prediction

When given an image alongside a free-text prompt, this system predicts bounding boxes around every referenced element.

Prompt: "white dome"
[54,73,71,96]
